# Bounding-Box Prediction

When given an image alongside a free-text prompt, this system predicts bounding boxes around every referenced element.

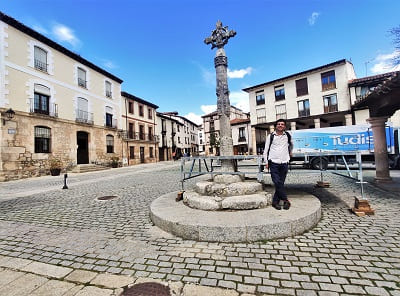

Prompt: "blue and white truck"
[290,124,400,169]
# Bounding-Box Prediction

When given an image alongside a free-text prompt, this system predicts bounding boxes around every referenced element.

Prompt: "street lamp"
[2,108,15,125]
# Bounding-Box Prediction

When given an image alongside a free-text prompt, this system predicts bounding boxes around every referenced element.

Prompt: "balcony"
[76,109,94,125]
[105,118,117,129]
[238,136,246,143]
[324,105,338,113]
[257,116,267,124]
[123,131,159,143]
[298,109,310,117]
[30,98,58,117]
[78,78,87,88]
[34,59,48,72]
[106,91,112,98]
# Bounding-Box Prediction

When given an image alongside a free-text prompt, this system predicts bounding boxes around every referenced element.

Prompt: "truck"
[290,124,400,170]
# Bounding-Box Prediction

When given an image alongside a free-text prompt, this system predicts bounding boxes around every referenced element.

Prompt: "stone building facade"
[0,12,124,181]
[121,92,159,165]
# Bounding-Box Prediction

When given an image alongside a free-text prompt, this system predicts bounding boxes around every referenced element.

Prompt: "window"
[238,127,246,142]
[323,94,338,113]
[34,126,51,153]
[256,109,266,124]
[148,126,153,141]
[139,105,144,117]
[105,106,113,127]
[150,147,154,158]
[275,104,287,120]
[178,136,181,144]
[210,121,215,131]
[256,91,265,105]
[128,122,134,139]
[298,99,310,117]
[34,46,47,72]
[128,102,134,114]
[296,78,308,97]
[274,85,285,101]
[130,146,135,158]
[148,108,153,119]
[105,81,112,97]
[76,97,90,123]
[139,125,145,140]
[34,92,50,115]
[106,135,114,153]
[78,67,87,88]
[321,70,336,91]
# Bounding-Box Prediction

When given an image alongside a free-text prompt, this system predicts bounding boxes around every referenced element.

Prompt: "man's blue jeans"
[269,162,288,204]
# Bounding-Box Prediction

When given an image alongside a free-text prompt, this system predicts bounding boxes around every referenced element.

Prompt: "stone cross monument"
[204,21,236,172]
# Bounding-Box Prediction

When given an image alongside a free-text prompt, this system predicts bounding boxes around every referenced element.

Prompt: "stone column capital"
[367,116,388,127]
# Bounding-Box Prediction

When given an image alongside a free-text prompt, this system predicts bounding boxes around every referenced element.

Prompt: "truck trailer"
[290,124,400,169]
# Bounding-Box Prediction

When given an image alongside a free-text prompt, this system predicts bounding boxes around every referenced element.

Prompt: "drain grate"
[121,282,171,296]
[97,195,118,201]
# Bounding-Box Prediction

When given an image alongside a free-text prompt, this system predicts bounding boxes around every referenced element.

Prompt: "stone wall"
[0,112,122,181]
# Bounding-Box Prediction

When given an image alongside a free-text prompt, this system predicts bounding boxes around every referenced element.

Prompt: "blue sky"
[1,0,399,124]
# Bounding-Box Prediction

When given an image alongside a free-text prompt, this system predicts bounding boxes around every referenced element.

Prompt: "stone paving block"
[74,286,114,296]
[90,273,134,288]
[30,279,76,296]
[182,283,239,296]
[64,269,98,284]
[0,256,32,269]
[0,273,48,296]
[0,269,25,286]
[365,286,391,296]
[21,261,72,279]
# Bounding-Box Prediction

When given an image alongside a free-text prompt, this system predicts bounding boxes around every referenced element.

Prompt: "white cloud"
[201,67,215,86]
[229,90,249,112]
[308,12,320,26]
[201,105,217,114]
[370,50,400,74]
[227,67,253,79]
[52,24,80,47]
[184,112,203,125]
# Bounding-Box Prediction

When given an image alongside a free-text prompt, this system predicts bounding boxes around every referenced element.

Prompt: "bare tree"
[390,25,400,66]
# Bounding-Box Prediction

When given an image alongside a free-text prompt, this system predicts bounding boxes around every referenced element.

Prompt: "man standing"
[264,119,293,210]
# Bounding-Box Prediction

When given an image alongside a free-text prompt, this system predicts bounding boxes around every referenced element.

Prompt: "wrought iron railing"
[238,136,247,142]
[29,98,58,117]
[34,59,48,72]
[78,78,87,88]
[123,131,159,142]
[298,109,310,117]
[76,109,94,124]
[105,118,117,128]
[324,105,338,113]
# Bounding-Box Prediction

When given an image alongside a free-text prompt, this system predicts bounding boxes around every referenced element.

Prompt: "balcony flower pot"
[50,168,61,176]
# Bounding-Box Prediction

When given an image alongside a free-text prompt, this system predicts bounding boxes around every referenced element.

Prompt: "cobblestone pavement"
[0,161,399,295]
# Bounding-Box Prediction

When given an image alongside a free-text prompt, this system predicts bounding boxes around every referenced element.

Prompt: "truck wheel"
[311,157,328,170]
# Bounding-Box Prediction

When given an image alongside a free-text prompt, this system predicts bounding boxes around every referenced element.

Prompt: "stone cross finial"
[204,20,236,49]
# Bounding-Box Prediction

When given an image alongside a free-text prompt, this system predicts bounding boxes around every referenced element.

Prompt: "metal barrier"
[180,151,368,200]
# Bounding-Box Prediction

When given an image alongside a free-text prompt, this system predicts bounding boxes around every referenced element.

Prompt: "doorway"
[77,131,89,164]
[140,147,145,163]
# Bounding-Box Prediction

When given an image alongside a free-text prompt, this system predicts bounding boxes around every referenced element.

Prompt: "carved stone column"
[368,117,392,182]
[314,118,320,128]
[251,127,257,155]
[345,114,353,126]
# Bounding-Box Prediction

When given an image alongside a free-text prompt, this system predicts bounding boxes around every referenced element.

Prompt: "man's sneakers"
[272,202,281,210]
[272,200,291,210]
[283,200,291,210]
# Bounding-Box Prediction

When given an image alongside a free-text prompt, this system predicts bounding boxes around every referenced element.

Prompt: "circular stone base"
[150,190,321,242]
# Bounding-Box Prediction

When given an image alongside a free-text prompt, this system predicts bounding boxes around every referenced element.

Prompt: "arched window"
[106,135,114,153]
[34,126,51,153]
[34,46,48,72]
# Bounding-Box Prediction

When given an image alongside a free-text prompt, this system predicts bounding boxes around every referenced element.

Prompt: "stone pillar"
[314,118,320,128]
[345,114,353,126]
[290,121,296,131]
[367,117,392,182]
[251,127,257,155]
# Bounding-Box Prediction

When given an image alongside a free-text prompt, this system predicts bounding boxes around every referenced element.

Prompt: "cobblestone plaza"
[0,161,399,295]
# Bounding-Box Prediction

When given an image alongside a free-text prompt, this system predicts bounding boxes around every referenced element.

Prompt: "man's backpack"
[266,132,292,161]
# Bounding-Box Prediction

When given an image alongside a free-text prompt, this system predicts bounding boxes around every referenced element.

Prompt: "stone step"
[194,180,262,197]
[69,164,110,173]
